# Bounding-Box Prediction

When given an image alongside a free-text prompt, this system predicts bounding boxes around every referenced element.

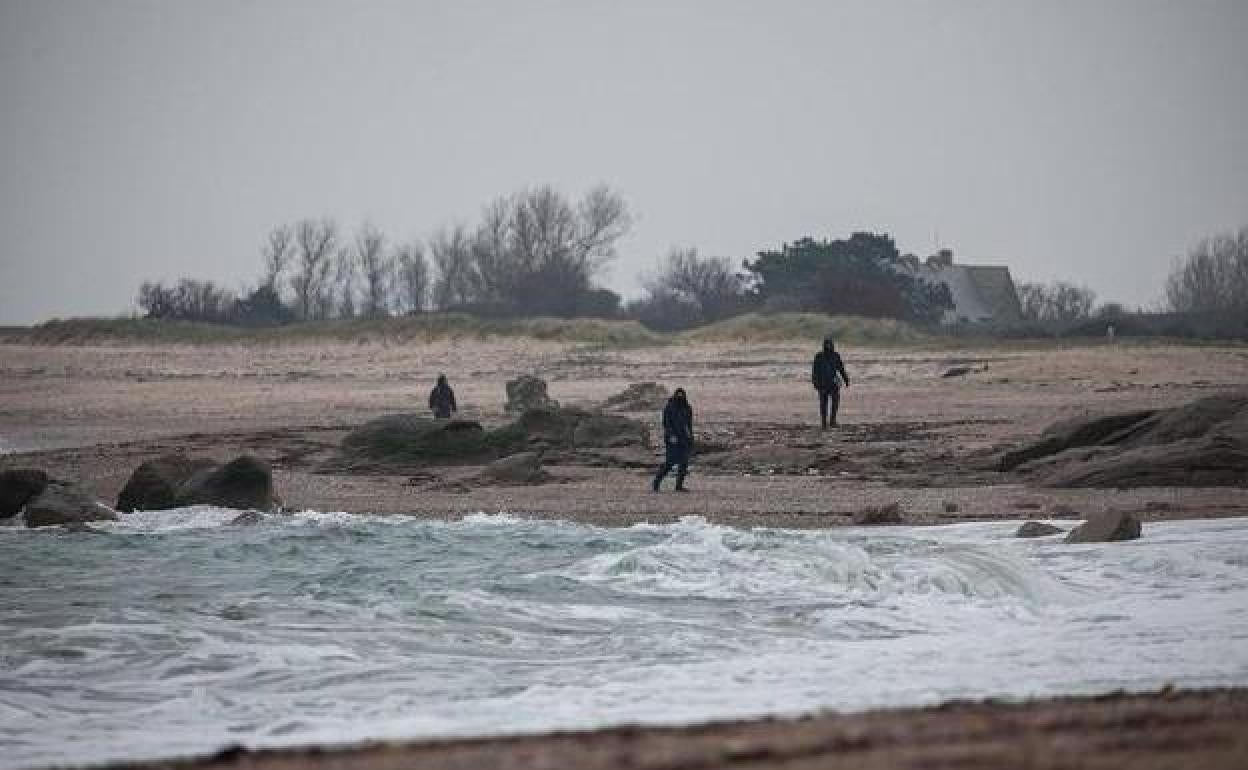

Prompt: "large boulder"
[342,414,491,463]
[479,452,550,485]
[0,468,50,518]
[505,376,558,413]
[176,456,275,511]
[604,382,669,411]
[1065,511,1142,544]
[998,393,1248,488]
[116,454,215,512]
[24,483,118,528]
[572,413,650,448]
[505,408,649,450]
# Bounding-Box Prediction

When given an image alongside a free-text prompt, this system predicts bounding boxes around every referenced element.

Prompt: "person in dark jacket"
[428,374,457,419]
[811,338,850,429]
[652,388,694,492]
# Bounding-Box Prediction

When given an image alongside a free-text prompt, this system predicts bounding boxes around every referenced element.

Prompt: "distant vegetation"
[45,183,1248,344]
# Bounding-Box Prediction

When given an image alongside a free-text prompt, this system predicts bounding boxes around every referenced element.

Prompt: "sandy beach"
[2,338,1245,525]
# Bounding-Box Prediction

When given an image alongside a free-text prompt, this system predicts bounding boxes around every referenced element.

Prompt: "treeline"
[134,187,1248,339]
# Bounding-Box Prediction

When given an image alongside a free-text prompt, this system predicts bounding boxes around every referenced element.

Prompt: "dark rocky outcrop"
[116,454,215,512]
[175,456,275,511]
[1065,511,1142,543]
[505,376,558,413]
[340,407,649,470]
[0,468,50,518]
[24,483,118,528]
[942,366,973,378]
[852,502,905,525]
[228,511,265,526]
[997,393,1248,488]
[572,413,650,449]
[479,452,550,485]
[342,415,492,463]
[604,382,669,411]
[1016,521,1063,538]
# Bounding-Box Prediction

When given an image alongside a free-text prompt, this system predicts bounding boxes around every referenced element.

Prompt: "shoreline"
[113,688,1248,770]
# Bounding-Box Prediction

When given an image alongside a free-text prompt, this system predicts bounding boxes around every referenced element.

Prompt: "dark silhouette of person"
[652,387,694,492]
[811,338,850,429]
[428,374,457,419]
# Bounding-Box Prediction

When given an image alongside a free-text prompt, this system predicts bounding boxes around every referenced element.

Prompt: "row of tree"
[134,189,1247,336]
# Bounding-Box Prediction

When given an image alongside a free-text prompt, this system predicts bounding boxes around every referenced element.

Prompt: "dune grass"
[12,312,1194,350]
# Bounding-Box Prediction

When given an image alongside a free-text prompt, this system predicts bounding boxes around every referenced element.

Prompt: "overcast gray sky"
[2,0,1246,324]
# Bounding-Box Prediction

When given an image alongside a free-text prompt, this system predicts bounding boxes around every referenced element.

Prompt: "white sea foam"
[2,514,1247,769]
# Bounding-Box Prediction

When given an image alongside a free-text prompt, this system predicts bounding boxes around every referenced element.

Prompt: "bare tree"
[292,218,338,320]
[467,184,632,315]
[393,241,430,314]
[644,247,747,323]
[1166,227,1248,315]
[1017,281,1096,323]
[431,224,475,310]
[261,225,294,292]
[354,223,391,318]
[332,247,357,319]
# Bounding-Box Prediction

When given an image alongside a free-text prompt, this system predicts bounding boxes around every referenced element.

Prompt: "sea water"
[2,511,1247,768]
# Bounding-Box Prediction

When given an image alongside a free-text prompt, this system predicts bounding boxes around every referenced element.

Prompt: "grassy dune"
[6,313,938,348]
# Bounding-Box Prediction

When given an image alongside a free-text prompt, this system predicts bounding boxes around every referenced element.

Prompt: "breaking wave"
[3,512,1247,768]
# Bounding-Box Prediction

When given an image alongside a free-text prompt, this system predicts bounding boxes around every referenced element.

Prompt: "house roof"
[919,263,1022,323]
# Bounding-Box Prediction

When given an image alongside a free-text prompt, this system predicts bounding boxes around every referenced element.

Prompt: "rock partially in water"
[942,366,973,378]
[852,502,905,526]
[116,453,215,512]
[228,511,265,526]
[24,483,118,528]
[176,456,275,512]
[478,452,550,485]
[0,468,50,518]
[604,382,669,411]
[1065,511,1142,544]
[1016,521,1064,538]
[505,375,558,413]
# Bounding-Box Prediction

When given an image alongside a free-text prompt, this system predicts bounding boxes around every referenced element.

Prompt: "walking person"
[652,388,694,492]
[428,374,458,419]
[811,338,851,429]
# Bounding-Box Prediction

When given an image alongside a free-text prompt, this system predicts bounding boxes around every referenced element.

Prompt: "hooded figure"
[811,338,850,429]
[429,374,457,419]
[652,387,694,492]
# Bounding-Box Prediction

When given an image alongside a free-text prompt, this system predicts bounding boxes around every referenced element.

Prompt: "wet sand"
[125,689,1248,770]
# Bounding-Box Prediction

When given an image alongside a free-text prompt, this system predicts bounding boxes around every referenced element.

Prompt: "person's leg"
[674,461,688,491]
[652,461,671,491]
[828,387,841,426]
[818,389,829,429]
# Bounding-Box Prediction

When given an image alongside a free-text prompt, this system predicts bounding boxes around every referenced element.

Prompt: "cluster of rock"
[995,392,1247,488]
[339,398,650,480]
[0,454,277,528]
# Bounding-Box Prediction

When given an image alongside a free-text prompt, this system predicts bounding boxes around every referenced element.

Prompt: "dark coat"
[811,350,850,391]
[662,397,694,447]
[429,382,457,418]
